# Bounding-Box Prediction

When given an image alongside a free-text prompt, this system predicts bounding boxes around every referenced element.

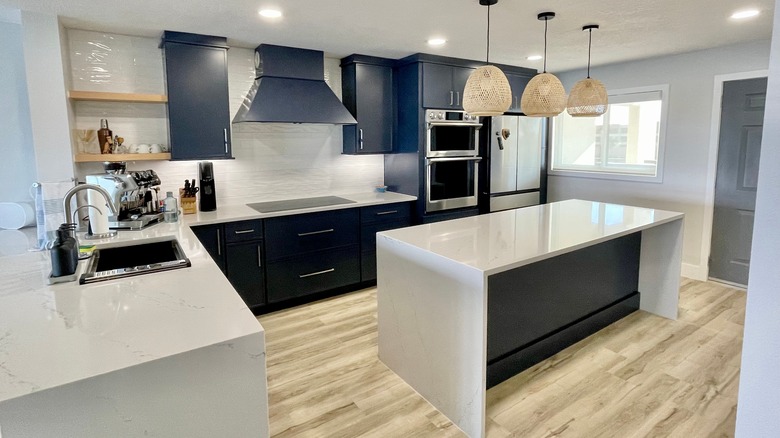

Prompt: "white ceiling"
[0,0,775,71]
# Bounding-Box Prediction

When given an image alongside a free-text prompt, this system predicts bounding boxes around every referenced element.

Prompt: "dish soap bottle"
[163,191,179,223]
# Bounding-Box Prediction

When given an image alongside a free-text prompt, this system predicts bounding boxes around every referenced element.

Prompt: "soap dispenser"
[50,227,78,277]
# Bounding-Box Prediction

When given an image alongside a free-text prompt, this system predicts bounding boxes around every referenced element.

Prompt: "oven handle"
[427,156,483,163]
[426,122,483,129]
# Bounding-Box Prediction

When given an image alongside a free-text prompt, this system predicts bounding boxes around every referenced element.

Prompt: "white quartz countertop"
[0,191,416,404]
[378,199,683,276]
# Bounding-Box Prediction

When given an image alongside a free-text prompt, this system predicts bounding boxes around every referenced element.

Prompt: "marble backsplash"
[68,29,384,205]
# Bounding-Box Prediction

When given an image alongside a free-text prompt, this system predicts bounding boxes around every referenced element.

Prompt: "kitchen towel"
[33,180,75,250]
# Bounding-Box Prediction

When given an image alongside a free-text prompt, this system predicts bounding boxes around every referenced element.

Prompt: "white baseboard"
[681,262,707,281]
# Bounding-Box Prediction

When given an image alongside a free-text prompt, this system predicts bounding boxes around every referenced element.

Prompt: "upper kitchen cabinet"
[161,31,233,161]
[505,72,533,113]
[341,55,395,154]
[422,63,475,109]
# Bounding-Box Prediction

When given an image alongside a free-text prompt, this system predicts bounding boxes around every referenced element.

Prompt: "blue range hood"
[232,44,357,125]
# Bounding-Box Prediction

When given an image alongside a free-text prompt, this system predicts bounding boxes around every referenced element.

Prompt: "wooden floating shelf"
[68,90,168,103]
[74,153,171,163]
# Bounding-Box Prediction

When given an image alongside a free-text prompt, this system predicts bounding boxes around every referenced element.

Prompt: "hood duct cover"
[233,44,357,125]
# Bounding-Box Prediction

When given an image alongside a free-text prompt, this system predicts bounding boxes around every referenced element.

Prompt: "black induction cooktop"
[247,196,356,213]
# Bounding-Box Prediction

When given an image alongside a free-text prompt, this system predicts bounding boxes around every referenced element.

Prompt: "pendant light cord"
[486,4,491,64]
[587,28,592,78]
[543,17,548,73]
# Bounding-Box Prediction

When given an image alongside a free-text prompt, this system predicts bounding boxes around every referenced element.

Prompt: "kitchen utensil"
[184,179,191,195]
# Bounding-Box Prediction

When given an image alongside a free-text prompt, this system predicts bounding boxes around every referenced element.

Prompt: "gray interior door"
[710,77,767,286]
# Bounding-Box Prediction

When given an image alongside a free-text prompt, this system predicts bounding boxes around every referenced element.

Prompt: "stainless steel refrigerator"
[488,116,546,212]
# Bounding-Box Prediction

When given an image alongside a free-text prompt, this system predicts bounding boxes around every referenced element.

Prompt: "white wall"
[549,40,770,280]
[0,17,36,202]
[67,30,384,205]
[19,11,74,184]
[735,3,780,435]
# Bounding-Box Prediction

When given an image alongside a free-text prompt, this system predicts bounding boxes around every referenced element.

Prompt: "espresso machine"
[85,163,164,229]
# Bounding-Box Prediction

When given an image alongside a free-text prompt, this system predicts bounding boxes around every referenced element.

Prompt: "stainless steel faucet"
[62,184,119,228]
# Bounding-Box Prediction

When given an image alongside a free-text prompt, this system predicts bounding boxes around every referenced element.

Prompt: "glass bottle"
[163,192,179,223]
[98,119,113,154]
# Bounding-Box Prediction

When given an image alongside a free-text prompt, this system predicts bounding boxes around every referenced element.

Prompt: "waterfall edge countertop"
[0,191,416,404]
[378,198,684,276]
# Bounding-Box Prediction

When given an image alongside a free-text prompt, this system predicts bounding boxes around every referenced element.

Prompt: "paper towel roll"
[0,202,36,229]
[86,191,110,235]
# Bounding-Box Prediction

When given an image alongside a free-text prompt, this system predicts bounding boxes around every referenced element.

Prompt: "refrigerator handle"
[495,132,504,150]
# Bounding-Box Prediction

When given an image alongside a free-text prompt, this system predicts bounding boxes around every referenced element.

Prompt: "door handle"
[449,91,454,106]
[428,156,483,163]
[456,91,461,106]
[297,228,335,237]
[299,268,335,278]
[257,245,262,268]
[223,128,229,154]
[496,133,504,150]
[359,128,364,150]
[514,96,518,109]
[216,229,221,256]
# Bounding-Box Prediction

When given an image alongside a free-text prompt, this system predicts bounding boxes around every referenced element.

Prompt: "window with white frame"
[550,85,669,181]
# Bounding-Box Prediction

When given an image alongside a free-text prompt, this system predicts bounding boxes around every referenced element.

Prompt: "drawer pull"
[375,210,398,216]
[299,268,335,278]
[234,229,255,235]
[297,228,334,237]
[257,245,262,267]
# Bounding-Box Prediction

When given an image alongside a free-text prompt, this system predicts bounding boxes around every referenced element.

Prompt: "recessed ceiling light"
[526,55,543,61]
[731,9,760,19]
[259,8,282,18]
[427,38,447,46]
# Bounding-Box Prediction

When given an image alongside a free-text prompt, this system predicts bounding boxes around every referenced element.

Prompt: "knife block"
[179,189,197,215]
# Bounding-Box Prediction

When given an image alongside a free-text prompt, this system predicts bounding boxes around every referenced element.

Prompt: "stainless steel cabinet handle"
[257,245,262,267]
[376,210,398,216]
[455,91,461,106]
[297,228,335,237]
[299,268,335,278]
[216,229,221,256]
[514,96,518,109]
[428,156,483,163]
[359,128,364,150]
[449,91,454,106]
[223,128,229,154]
[234,229,255,234]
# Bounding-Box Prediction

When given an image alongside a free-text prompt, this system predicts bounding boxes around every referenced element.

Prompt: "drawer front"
[266,246,360,303]
[360,220,411,252]
[360,202,412,225]
[265,209,359,261]
[225,219,264,243]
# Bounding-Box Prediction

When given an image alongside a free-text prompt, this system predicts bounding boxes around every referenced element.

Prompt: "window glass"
[551,86,667,180]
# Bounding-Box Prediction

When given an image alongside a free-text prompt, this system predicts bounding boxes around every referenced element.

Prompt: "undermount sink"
[80,239,191,284]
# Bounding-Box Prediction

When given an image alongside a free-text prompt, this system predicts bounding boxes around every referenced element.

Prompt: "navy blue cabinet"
[359,202,412,281]
[265,209,360,303]
[505,72,532,113]
[191,223,226,272]
[341,55,394,154]
[226,241,266,308]
[422,63,474,109]
[162,31,232,161]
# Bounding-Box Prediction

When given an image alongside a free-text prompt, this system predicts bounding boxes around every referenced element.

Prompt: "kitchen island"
[0,191,414,437]
[376,199,684,438]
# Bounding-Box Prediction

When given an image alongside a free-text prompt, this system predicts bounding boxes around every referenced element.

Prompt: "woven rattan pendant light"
[520,12,566,117]
[462,0,512,117]
[567,25,608,117]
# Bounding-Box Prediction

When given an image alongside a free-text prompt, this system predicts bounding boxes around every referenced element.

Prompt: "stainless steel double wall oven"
[424,109,482,213]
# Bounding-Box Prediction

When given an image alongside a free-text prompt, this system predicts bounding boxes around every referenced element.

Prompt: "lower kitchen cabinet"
[359,202,412,281]
[225,241,266,308]
[191,223,226,272]
[266,246,360,303]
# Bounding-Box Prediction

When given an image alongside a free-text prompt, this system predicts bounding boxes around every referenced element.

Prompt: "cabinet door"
[422,63,455,109]
[356,64,393,154]
[164,42,232,160]
[266,246,360,303]
[506,73,531,113]
[191,224,226,272]
[451,66,475,110]
[226,241,266,308]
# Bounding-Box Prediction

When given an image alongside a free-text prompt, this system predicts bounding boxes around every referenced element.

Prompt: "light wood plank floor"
[258,279,744,437]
